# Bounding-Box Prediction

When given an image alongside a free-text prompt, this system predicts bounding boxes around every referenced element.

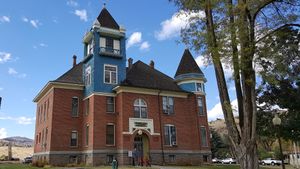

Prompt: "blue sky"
[0,0,237,139]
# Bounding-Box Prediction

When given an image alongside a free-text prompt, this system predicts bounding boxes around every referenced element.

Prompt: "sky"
[0,0,238,139]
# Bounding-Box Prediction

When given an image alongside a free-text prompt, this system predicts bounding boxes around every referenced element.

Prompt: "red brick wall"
[34,89,54,153]
[50,88,83,151]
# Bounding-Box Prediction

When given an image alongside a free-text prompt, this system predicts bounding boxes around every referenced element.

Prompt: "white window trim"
[134,98,148,118]
[197,97,205,116]
[163,96,174,115]
[70,130,78,147]
[104,64,118,84]
[85,66,91,86]
[164,124,177,146]
[200,126,208,147]
[195,82,204,92]
[106,123,115,146]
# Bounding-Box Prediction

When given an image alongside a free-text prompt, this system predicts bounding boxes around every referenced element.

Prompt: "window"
[85,66,91,86]
[85,98,89,115]
[106,124,115,145]
[36,135,38,144]
[100,37,120,55]
[195,82,205,92]
[104,65,117,84]
[106,97,115,113]
[45,128,48,148]
[69,155,78,164]
[198,97,204,116]
[164,125,176,146]
[70,131,78,147]
[163,96,174,115]
[86,125,89,146]
[200,127,208,147]
[169,155,176,162]
[71,97,79,117]
[87,40,93,55]
[134,99,147,118]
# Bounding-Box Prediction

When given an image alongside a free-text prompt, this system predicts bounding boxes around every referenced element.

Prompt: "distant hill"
[0,136,33,147]
[209,118,240,137]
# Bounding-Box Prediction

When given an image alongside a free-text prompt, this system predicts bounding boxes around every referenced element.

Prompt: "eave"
[33,81,84,103]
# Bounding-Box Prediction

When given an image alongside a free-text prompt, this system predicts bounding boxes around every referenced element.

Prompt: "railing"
[100,47,121,56]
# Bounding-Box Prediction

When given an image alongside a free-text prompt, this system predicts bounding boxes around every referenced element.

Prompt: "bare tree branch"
[251,0,276,20]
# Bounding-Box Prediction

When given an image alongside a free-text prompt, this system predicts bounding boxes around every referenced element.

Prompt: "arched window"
[133,99,147,118]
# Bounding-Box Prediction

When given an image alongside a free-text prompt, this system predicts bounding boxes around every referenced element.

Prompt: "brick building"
[33,7,211,166]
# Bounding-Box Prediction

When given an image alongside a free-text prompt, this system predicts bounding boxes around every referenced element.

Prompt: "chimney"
[73,55,77,67]
[149,60,154,69]
[128,58,133,69]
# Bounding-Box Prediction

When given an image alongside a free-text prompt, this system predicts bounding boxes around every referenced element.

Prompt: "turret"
[174,49,206,94]
[82,6,126,96]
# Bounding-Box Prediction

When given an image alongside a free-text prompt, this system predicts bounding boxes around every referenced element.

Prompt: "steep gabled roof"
[97,8,120,30]
[175,49,203,77]
[121,61,184,92]
[54,62,83,84]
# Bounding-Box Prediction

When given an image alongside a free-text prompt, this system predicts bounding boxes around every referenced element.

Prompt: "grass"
[0,164,294,169]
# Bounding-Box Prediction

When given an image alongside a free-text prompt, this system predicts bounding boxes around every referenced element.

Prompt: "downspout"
[157,90,165,165]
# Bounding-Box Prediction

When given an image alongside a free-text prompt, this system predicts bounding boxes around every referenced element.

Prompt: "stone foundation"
[33,150,211,166]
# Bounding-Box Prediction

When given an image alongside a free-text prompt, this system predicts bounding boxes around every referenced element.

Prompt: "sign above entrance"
[122,118,160,136]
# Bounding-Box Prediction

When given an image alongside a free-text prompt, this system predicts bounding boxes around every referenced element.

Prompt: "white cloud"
[22,17,29,22]
[0,52,11,63]
[0,128,7,139]
[67,0,79,7]
[139,41,150,51]
[39,43,48,47]
[0,16,10,23]
[8,68,27,78]
[155,10,204,41]
[30,20,40,28]
[208,99,238,121]
[74,9,88,22]
[0,116,34,125]
[22,17,41,28]
[127,32,142,49]
[195,55,207,68]
[17,117,33,125]
[8,68,17,75]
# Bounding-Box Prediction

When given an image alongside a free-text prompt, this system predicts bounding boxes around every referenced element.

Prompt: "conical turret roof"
[175,49,203,77]
[97,7,120,30]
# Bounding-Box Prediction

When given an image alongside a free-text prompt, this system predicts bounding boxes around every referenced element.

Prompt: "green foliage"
[210,129,231,158]
[257,27,300,142]
[258,148,273,160]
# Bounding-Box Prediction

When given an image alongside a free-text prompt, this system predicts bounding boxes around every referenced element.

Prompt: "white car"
[261,158,282,165]
[221,158,236,164]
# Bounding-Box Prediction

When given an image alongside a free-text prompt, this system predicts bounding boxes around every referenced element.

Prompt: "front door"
[133,134,149,165]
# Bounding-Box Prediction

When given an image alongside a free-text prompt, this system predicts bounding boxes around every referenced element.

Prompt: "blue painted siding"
[83,28,126,96]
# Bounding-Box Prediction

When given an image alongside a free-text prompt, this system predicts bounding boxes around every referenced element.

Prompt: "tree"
[170,1,300,168]
[210,129,231,158]
[257,27,300,142]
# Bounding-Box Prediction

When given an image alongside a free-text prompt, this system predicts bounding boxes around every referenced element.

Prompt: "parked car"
[261,158,281,165]
[23,156,32,164]
[212,158,221,163]
[221,158,236,164]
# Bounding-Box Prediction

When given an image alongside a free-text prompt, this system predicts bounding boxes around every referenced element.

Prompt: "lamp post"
[272,113,285,169]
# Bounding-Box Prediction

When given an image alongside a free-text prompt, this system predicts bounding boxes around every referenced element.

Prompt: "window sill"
[70,146,78,148]
[164,145,178,148]
[106,144,115,147]
[106,112,115,114]
[100,51,122,58]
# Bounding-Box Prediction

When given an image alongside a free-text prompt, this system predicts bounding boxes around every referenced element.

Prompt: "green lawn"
[0,164,293,169]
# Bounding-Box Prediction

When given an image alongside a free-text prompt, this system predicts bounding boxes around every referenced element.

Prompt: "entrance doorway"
[133,133,149,165]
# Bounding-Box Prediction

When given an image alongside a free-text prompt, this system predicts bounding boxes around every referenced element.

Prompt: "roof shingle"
[121,61,184,92]
[54,62,83,84]
[97,8,120,30]
[175,49,203,77]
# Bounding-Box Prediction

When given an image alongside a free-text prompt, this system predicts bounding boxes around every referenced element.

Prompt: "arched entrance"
[133,131,150,166]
